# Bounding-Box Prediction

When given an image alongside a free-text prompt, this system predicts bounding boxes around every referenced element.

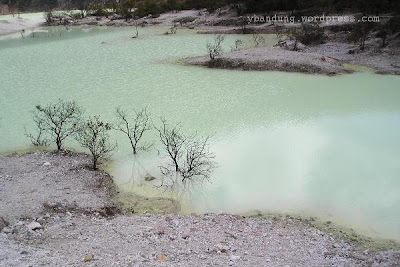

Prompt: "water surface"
[0,26,399,241]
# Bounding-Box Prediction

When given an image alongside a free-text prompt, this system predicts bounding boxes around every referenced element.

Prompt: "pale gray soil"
[0,151,119,223]
[0,152,400,266]
[304,41,400,75]
[0,17,45,36]
[187,47,350,75]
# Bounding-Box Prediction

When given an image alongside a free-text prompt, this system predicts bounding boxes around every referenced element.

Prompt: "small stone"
[230,255,241,262]
[216,244,229,253]
[2,227,12,234]
[158,254,169,262]
[43,162,51,166]
[37,218,46,224]
[144,174,156,182]
[84,254,94,262]
[27,221,43,231]
[0,217,9,232]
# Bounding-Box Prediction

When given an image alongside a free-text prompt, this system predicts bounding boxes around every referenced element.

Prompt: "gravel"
[0,152,399,266]
[0,151,119,223]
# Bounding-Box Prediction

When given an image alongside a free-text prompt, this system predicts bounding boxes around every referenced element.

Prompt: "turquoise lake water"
[0,25,399,241]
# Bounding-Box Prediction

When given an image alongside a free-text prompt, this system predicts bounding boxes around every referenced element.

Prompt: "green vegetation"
[293,23,326,46]
[2,0,399,17]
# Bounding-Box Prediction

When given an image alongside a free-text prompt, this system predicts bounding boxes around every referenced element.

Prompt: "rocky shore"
[186,47,352,75]
[0,151,400,266]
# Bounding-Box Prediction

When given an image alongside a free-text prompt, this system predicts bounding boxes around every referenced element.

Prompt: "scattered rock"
[0,217,9,231]
[43,162,51,166]
[230,255,241,262]
[2,227,12,234]
[157,254,169,262]
[144,174,156,182]
[27,222,43,231]
[83,253,94,262]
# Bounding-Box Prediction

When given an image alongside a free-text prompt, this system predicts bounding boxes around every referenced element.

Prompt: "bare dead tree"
[180,136,216,183]
[207,34,225,60]
[164,25,178,35]
[24,119,49,147]
[155,118,216,188]
[76,116,116,170]
[44,12,54,25]
[275,25,285,42]
[32,99,83,151]
[115,107,152,155]
[253,33,265,47]
[170,25,178,34]
[132,24,139,38]
[156,118,185,175]
[231,38,243,51]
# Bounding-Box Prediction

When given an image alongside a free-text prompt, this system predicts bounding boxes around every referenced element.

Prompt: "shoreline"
[184,47,353,75]
[1,10,399,76]
[0,151,399,266]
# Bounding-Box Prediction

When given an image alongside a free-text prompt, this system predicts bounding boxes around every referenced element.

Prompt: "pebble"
[27,222,43,231]
[230,255,241,262]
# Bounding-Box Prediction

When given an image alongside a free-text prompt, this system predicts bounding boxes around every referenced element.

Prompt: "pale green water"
[0,12,44,20]
[0,26,399,241]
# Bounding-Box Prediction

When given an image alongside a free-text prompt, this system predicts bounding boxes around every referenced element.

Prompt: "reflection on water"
[0,26,399,242]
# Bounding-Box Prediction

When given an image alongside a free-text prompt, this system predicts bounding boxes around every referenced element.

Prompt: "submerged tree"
[132,24,139,38]
[156,118,216,188]
[252,33,265,47]
[164,25,178,35]
[32,99,83,151]
[76,116,116,170]
[115,107,152,155]
[231,38,243,51]
[206,34,225,60]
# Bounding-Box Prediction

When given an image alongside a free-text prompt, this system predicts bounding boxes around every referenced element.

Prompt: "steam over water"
[1,25,399,241]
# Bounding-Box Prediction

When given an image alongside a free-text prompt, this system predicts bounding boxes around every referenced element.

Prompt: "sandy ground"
[0,152,400,266]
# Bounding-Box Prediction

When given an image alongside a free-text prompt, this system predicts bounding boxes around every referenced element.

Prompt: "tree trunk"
[93,158,97,170]
[56,138,62,151]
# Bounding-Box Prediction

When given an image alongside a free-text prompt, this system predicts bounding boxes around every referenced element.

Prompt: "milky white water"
[0,25,399,241]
